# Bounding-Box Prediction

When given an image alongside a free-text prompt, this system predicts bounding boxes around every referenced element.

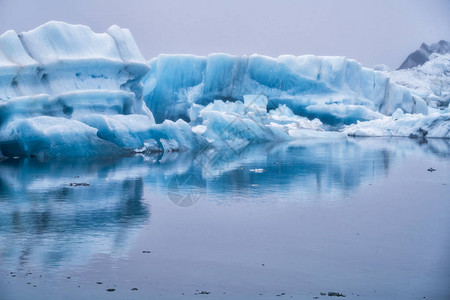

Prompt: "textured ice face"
[344,109,450,139]
[143,53,428,124]
[389,53,450,109]
[0,21,157,157]
[0,22,447,159]
[189,95,344,148]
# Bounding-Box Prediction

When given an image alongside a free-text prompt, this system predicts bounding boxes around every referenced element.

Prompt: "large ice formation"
[143,53,428,124]
[389,53,450,109]
[344,108,450,138]
[189,95,345,149]
[0,22,448,158]
[0,21,159,157]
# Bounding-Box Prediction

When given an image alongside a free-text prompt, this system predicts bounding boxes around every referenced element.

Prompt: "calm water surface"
[0,138,449,299]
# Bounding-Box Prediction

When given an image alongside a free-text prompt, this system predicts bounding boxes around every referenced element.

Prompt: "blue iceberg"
[0,21,157,157]
[143,53,428,124]
[0,22,447,158]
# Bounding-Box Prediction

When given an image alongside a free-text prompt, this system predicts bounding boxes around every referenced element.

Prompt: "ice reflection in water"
[0,137,448,271]
[0,158,150,269]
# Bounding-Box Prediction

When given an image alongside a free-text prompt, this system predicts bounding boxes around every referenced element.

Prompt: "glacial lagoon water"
[0,138,449,300]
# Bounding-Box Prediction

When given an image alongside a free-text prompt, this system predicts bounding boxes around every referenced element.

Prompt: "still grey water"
[0,138,449,300]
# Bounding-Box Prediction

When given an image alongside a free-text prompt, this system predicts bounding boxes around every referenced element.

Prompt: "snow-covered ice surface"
[389,53,450,109]
[343,53,450,139]
[344,108,450,138]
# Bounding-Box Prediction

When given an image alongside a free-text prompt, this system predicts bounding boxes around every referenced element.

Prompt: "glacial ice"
[143,53,428,124]
[0,21,157,157]
[0,22,448,159]
[389,53,450,109]
[190,95,345,147]
[344,108,450,138]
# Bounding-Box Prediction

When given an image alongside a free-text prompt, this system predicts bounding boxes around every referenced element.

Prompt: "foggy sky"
[0,0,449,69]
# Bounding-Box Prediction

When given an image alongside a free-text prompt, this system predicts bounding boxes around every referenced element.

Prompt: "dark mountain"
[397,40,450,70]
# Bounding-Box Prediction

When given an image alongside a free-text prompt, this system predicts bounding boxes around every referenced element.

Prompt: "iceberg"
[344,108,450,138]
[143,53,428,124]
[388,53,450,109]
[189,95,344,149]
[0,21,448,159]
[0,21,157,157]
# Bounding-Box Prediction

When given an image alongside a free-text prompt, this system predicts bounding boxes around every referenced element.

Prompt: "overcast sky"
[0,0,449,68]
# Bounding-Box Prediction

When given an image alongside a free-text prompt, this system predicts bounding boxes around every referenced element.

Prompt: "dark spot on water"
[321,292,327,295]
[106,289,115,292]
[195,291,210,295]
[96,282,103,285]
[142,250,151,253]
[328,292,346,297]
[131,288,138,291]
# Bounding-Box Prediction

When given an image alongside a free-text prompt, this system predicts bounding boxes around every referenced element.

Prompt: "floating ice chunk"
[343,112,450,138]
[189,99,332,145]
[149,119,206,152]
